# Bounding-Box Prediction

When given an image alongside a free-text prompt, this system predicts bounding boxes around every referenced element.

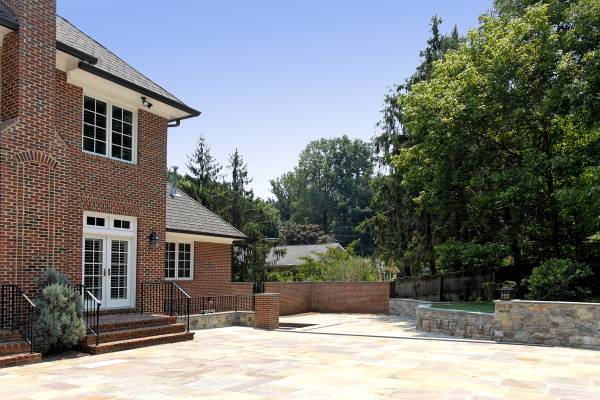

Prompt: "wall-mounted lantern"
[499,286,514,300]
[148,231,160,248]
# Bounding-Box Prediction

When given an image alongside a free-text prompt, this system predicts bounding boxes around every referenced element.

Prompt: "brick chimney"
[1,0,57,125]
[0,0,62,292]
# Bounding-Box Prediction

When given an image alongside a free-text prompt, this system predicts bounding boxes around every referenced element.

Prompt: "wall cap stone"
[494,300,600,306]
[255,292,280,297]
[419,304,495,316]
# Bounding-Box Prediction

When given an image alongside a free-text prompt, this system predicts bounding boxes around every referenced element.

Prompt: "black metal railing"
[0,284,37,353]
[187,295,255,315]
[75,284,101,346]
[140,281,191,332]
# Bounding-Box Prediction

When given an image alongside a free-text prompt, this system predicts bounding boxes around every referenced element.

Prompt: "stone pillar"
[254,293,280,330]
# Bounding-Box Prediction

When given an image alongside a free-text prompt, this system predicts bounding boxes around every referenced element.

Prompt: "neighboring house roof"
[0,2,199,119]
[166,183,246,240]
[267,243,343,267]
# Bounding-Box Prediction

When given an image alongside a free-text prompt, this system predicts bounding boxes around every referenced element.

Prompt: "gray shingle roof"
[267,243,343,267]
[166,183,246,239]
[56,16,198,115]
[0,4,198,118]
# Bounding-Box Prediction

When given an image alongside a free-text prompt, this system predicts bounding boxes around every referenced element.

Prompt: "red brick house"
[0,0,252,361]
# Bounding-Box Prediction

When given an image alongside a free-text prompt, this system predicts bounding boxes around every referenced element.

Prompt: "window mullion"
[107,102,113,159]
[175,243,180,279]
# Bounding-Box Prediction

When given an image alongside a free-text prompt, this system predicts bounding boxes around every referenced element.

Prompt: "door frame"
[82,212,137,309]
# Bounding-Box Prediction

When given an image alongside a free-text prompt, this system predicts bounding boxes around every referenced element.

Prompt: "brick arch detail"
[14,149,59,169]
[14,153,60,292]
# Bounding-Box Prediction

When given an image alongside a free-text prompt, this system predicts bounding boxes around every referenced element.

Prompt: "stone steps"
[95,315,177,332]
[82,313,193,354]
[0,332,42,369]
[85,322,186,345]
[84,332,194,354]
[0,339,31,355]
[0,352,42,368]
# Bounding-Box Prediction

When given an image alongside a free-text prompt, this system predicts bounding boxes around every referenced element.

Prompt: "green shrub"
[37,268,70,289]
[526,259,593,301]
[33,270,86,354]
[296,247,380,282]
[434,241,508,273]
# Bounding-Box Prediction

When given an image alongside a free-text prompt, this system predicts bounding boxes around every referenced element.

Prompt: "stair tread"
[0,339,29,345]
[88,331,193,347]
[96,314,177,330]
[0,352,40,361]
[92,322,185,337]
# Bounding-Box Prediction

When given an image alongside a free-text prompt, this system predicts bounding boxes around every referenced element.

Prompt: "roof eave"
[0,18,17,30]
[57,41,98,64]
[77,62,201,121]
[166,228,247,240]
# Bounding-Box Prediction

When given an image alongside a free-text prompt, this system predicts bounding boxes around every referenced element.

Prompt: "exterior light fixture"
[148,231,160,247]
[141,96,153,109]
[499,286,514,301]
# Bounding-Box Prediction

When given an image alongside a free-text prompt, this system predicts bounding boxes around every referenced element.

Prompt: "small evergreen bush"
[526,259,593,301]
[33,269,86,354]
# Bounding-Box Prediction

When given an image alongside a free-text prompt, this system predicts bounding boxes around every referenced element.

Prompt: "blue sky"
[58,1,493,199]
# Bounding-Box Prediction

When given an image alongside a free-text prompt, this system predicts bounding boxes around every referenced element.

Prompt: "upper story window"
[82,95,136,163]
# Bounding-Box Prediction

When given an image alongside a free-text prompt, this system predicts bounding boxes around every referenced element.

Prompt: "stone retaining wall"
[416,305,495,340]
[494,300,600,349]
[389,298,449,319]
[189,311,255,330]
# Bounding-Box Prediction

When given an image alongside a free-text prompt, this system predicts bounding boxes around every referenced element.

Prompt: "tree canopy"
[366,0,600,276]
[270,135,375,253]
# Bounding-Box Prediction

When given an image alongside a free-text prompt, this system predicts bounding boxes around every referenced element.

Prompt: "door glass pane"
[110,240,128,299]
[83,238,103,300]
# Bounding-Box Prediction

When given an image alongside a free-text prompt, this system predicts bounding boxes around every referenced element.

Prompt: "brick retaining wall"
[254,293,280,329]
[263,282,389,316]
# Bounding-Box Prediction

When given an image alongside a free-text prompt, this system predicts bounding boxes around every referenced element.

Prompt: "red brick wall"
[263,282,390,316]
[263,282,312,316]
[231,282,254,296]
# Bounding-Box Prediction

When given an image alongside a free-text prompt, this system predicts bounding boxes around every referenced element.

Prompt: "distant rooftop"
[267,243,343,268]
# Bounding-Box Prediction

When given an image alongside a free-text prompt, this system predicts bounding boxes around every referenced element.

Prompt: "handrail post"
[96,302,100,346]
[186,297,190,332]
[140,282,144,314]
[29,301,34,353]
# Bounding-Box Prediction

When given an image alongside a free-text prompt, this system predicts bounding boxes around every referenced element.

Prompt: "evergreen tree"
[186,135,222,208]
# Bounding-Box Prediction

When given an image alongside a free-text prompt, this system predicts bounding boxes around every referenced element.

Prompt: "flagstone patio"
[1,313,599,399]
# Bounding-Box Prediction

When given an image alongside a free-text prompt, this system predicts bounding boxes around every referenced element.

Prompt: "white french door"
[83,236,133,308]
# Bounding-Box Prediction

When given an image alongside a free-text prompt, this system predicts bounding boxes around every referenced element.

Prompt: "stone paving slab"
[0,314,599,399]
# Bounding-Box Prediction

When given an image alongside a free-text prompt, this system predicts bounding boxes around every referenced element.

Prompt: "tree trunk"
[424,212,436,274]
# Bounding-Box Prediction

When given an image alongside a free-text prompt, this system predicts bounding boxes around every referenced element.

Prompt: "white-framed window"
[164,242,193,280]
[82,94,137,163]
[83,212,136,233]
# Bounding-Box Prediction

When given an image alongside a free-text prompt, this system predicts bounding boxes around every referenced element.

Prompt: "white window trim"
[164,241,194,281]
[81,91,138,165]
[83,211,137,238]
